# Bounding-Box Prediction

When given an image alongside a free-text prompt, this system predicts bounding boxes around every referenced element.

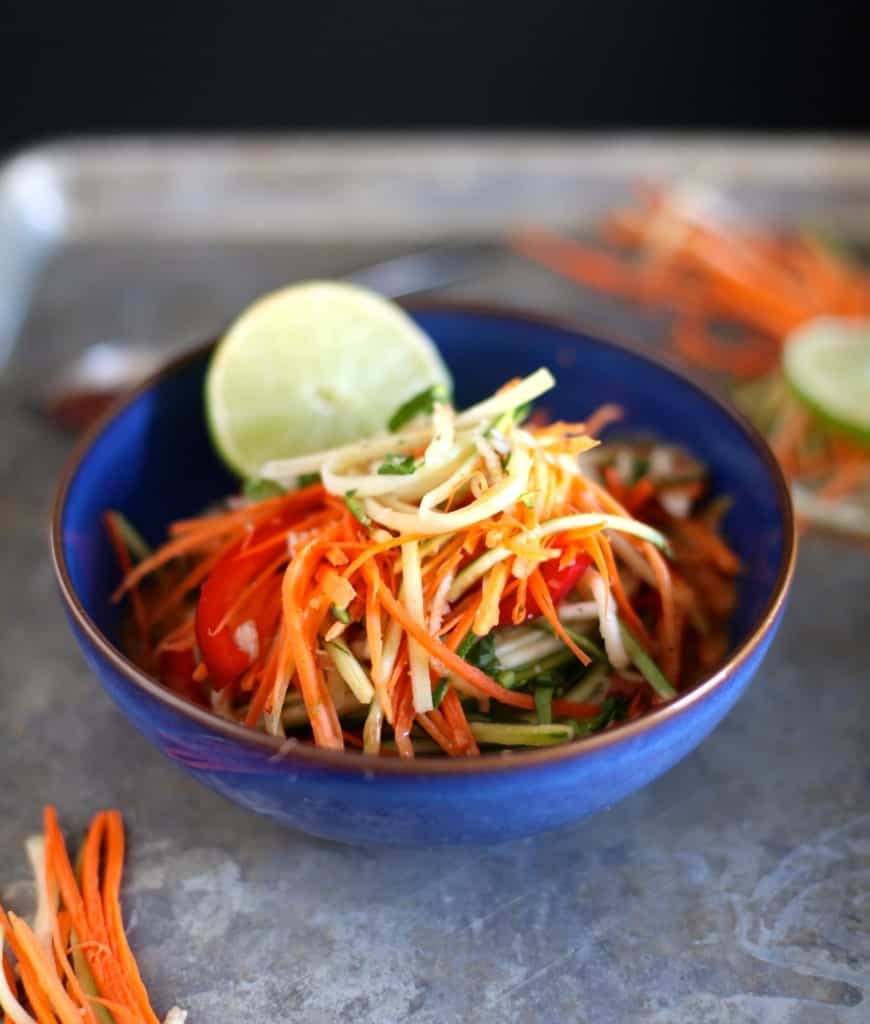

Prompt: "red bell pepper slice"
[498,553,591,626]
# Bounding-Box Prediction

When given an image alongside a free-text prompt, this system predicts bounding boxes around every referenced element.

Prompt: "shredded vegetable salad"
[0,807,185,1024]
[108,369,739,756]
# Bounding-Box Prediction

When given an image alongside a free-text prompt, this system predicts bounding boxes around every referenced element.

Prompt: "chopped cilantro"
[377,453,419,476]
[388,383,451,432]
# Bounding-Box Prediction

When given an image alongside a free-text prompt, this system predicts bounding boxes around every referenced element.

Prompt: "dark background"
[1,1,867,155]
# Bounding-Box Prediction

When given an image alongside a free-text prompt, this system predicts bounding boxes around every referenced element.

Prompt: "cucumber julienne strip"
[469,721,573,747]
[619,623,677,699]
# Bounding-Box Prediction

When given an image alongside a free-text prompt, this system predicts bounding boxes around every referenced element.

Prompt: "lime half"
[205,281,451,477]
[784,316,870,447]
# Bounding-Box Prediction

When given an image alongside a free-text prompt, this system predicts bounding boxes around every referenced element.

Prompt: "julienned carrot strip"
[153,611,196,655]
[552,698,603,720]
[104,514,149,659]
[424,533,466,578]
[112,526,245,600]
[49,919,98,1024]
[375,580,537,710]
[282,530,344,750]
[1,950,17,1014]
[101,814,160,1024]
[85,998,146,1024]
[444,600,479,649]
[15,958,57,1024]
[202,484,330,530]
[341,533,428,580]
[167,490,293,534]
[0,915,34,1024]
[116,486,328,598]
[392,670,415,759]
[44,815,125,1019]
[42,811,90,964]
[79,816,139,1017]
[818,460,870,501]
[624,477,655,512]
[440,687,479,756]
[510,228,640,293]
[246,626,284,726]
[510,574,529,625]
[675,519,740,575]
[415,710,458,756]
[527,570,591,667]
[603,467,625,504]
[583,404,624,437]
[7,915,82,1024]
[145,546,224,627]
[582,534,610,591]
[597,534,651,647]
[673,317,779,379]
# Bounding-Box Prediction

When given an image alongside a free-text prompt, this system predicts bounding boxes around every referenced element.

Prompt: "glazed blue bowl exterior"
[53,305,795,846]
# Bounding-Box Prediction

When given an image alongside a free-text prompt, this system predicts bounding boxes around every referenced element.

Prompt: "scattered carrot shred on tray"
[510,183,870,521]
[0,807,185,1024]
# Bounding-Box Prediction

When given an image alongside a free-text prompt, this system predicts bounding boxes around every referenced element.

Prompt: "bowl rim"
[51,299,797,776]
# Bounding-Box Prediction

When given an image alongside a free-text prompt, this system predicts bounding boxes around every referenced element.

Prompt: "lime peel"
[784,316,870,448]
[205,280,451,478]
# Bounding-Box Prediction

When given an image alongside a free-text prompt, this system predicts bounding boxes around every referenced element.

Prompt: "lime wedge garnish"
[205,281,451,478]
[784,317,870,446]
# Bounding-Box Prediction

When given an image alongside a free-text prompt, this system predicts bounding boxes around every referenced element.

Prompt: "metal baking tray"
[2,135,869,1022]
[2,134,870,376]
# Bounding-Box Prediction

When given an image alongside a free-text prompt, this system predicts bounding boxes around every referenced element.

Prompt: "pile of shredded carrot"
[107,371,739,757]
[511,183,870,520]
[0,807,184,1024]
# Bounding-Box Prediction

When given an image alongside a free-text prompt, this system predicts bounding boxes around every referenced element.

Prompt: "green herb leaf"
[388,383,451,432]
[298,471,322,488]
[344,490,371,529]
[377,453,419,476]
[534,687,554,725]
[456,631,477,660]
[464,632,501,675]
[331,604,351,624]
[519,490,537,509]
[432,677,449,708]
[243,477,286,501]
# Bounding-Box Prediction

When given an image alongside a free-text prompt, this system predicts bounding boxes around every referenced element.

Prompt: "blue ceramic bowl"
[52,304,795,846]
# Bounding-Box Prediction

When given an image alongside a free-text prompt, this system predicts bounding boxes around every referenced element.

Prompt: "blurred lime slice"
[205,280,451,478]
[784,316,870,447]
